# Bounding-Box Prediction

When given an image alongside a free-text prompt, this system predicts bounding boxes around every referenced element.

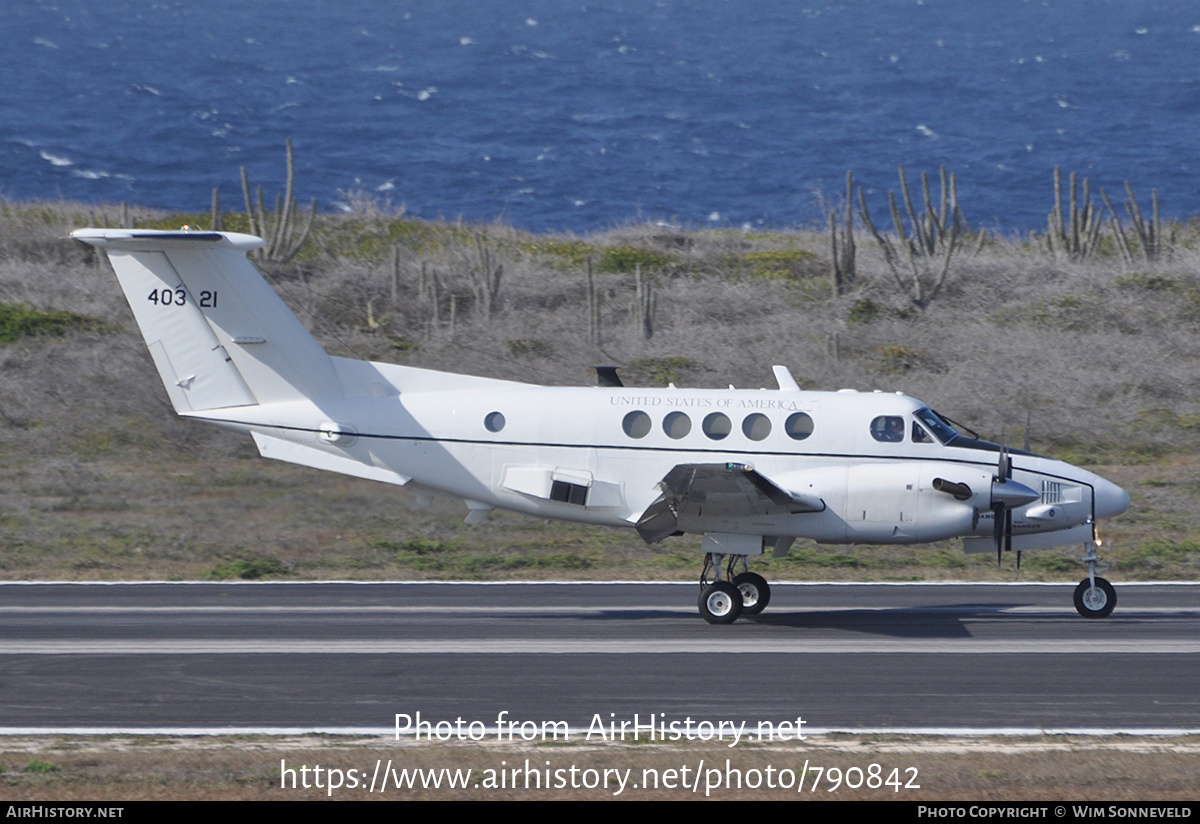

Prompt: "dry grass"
[1,734,1197,800]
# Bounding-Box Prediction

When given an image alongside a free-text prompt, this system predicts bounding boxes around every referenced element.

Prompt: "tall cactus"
[1046,166,1104,260]
[634,263,656,340]
[467,233,503,318]
[830,170,856,297]
[858,165,964,308]
[1103,182,1169,264]
[239,137,317,262]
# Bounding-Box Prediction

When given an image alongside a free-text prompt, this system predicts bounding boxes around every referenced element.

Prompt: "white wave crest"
[40,150,72,167]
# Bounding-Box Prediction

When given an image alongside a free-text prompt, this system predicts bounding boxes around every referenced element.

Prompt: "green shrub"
[597,246,672,273]
[877,344,939,375]
[717,247,819,281]
[507,338,552,358]
[0,303,111,343]
[518,238,595,267]
[626,356,697,386]
[742,248,818,280]
[207,557,291,580]
[1029,295,1103,331]
[397,538,450,555]
[1114,271,1179,292]
[847,298,881,325]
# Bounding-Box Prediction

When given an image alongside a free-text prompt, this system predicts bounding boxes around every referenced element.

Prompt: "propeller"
[990,445,1040,567]
[992,447,1011,566]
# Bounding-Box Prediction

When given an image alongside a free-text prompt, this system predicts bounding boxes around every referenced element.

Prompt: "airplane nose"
[1094,477,1131,520]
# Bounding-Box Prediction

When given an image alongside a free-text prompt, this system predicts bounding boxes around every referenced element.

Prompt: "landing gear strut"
[1074,539,1115,619]
[698,553,770,624]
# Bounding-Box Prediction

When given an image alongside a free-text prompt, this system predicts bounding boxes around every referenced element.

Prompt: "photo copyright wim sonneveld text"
[395,711,808,746]
[919,808,1194,819]
[280,758,921,797]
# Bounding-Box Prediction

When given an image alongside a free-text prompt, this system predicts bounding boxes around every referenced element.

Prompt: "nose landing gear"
[1074,540,1116,619]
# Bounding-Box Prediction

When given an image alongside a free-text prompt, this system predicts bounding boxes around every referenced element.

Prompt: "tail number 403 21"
[148,288,218,308]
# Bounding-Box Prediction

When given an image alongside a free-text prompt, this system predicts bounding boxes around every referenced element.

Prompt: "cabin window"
[622,410,651,439]
[702,412,731,440]
[742,413,771,441]
[871,415,905,442]
[784,412,814,440]
[663,411,691,439]
[484,411,506,433]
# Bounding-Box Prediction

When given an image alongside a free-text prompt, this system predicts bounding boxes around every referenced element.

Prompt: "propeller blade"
[997,446,1011,481]
[990,441,1034,569]
[992,503,1005,566]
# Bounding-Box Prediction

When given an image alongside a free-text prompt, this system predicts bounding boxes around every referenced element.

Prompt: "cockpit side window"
[914,408,962,444]
[912,422,933,443]
[870,415,905,443]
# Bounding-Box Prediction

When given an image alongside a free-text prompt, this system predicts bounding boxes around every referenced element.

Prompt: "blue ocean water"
[3,0,1199,233]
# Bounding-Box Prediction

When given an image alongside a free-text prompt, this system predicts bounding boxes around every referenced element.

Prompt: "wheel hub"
[737,583,760,607]
[1082,586,1107,611]
[706,590,734,617]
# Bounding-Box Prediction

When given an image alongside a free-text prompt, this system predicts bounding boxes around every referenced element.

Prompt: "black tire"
[1074,577,1116,619]
[698,581,743,625]
[732,572,770,616]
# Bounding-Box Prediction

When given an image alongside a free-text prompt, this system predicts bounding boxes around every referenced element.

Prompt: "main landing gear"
[698,553,771,624]
[1074,540,1116,619]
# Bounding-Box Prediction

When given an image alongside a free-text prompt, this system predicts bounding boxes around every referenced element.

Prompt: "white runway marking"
[2,726,1200,737]
[3,639,1200,654]
[1,605,1196,615]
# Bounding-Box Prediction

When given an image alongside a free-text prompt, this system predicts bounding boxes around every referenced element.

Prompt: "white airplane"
[72,227,1131,624]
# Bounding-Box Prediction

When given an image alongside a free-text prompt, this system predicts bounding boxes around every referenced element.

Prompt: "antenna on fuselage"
[594,366,624,387]
[772,365,800,391]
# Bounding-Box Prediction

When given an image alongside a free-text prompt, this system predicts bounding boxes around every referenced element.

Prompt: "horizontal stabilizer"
[251,432,411,487]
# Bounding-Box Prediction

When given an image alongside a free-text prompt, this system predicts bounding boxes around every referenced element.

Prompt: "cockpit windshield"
[914,408,965,445]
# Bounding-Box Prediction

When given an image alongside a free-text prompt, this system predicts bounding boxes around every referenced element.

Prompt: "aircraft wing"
[635,463,825,544]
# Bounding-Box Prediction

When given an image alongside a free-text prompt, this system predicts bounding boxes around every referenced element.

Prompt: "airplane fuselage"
[192,371,1125,550]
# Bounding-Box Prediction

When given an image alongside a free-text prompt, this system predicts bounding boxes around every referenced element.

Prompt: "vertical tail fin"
[73,229,342,412]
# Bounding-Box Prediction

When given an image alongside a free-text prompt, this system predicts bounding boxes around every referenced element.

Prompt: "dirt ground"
[2,734,1199,801]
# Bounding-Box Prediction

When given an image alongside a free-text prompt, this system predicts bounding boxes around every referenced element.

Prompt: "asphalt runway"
[1,581,1197,733]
